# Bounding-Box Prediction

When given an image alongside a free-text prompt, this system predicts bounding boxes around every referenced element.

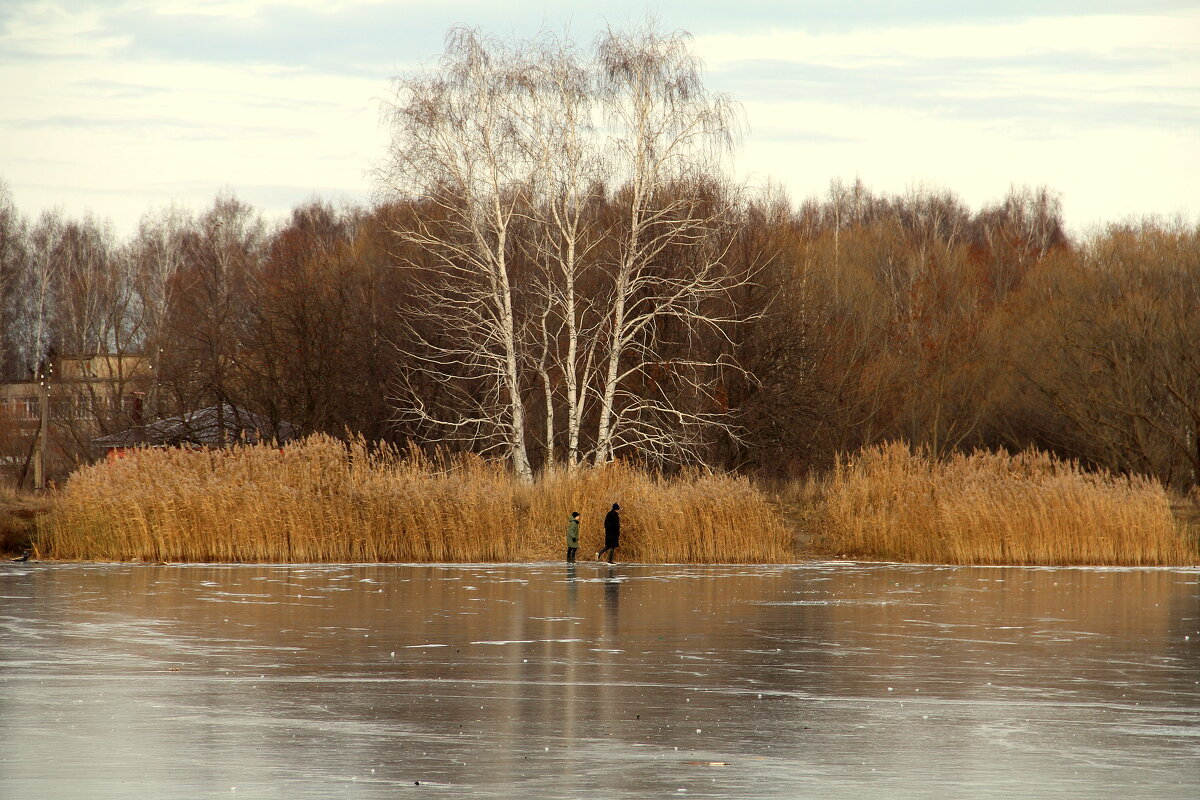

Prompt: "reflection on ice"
[0,561,1196,799]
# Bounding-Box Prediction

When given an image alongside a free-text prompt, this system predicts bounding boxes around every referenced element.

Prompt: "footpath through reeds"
[38,434,789,563]
[814,442,1197,565]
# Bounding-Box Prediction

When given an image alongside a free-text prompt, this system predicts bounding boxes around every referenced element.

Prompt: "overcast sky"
[2,0,1197,236]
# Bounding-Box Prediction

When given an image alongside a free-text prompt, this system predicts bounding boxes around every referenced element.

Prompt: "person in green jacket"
[565,511,580,563]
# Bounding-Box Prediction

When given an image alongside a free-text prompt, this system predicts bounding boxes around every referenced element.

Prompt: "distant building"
[91,403,297,459]
[0,353,150,484]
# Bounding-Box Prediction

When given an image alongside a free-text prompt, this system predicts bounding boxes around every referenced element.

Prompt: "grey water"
[1,562,1197,799]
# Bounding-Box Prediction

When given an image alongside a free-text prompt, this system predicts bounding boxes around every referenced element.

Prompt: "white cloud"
[1,2,1196,234]
[148,0,394,19]
[737,99,1199,229]
[696,12,1200,67]
[703,10,1200,231]
[0,51,386,231]
[2,1,130,57]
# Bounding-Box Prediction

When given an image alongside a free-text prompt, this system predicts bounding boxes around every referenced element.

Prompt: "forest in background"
[2,25,1198,494]
[3,176,1197,491]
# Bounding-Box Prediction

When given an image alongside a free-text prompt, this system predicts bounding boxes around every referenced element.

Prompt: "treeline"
[2,176,1197,489]
[0,186,401,446]
[748,181,1200,491]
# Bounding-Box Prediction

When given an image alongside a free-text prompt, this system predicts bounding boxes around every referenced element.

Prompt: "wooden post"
[33,361,50,491]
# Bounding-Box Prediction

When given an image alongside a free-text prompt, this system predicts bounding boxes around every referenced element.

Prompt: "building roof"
[91,403,296,449]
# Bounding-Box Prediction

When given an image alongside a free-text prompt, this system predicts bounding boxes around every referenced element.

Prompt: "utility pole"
[32,359,51,491]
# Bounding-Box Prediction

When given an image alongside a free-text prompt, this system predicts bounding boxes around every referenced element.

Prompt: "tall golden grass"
[0,484,45,555]
[38,435,790,563]
[817,441,1197,565]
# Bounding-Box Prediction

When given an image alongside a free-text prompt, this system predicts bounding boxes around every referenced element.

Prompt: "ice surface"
[0,561,1197,799]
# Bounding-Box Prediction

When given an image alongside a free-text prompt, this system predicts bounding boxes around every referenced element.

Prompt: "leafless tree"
[589,26,749,466]
[519,33,606,472]
[49,218,149,459]
[130,206,192,419]
[13,211,63,379]
[1022,220,1200,487]
[0,180,29,380]
[377,24,754,476]
[378,27,539,479]
[158,194,265,439]
[975,185,1066,303]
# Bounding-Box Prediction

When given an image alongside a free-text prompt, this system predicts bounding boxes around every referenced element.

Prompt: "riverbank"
[0,486,46,557]
[18,438,1200,566]
[35,435,789,563]
[788,442,1199,566]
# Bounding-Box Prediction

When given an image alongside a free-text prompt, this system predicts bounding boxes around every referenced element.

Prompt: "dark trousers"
[597,545,617,563]
[566,547,577,563]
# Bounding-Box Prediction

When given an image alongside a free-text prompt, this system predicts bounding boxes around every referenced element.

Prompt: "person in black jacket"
[597,503,620,563]
[565,511,580,563]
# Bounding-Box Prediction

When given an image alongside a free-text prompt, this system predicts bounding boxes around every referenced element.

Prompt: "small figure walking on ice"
[565,511,580,563]
[597,503,620,563]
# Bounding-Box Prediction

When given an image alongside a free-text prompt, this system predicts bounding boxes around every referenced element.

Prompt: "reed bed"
[38,434,789,563]
[0,484,45,555]
[817,441,1197,565]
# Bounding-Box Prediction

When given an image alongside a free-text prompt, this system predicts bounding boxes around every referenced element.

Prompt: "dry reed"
[0,484,46,555]
[38,434,789,563]
[817,441,1197,565]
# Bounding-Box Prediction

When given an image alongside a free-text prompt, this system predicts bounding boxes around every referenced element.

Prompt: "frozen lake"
[1,562,1197,799]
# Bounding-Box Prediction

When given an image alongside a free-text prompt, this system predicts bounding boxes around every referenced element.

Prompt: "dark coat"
[603,509,620,548]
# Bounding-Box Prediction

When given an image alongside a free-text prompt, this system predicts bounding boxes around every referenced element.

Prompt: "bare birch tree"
[51,217,148,457]
[590,27,747,465]
[377,24,753,474]
[15,212,63,378]
[378,27,537,480]
[520,34,606,472]
[0,180,29,380]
